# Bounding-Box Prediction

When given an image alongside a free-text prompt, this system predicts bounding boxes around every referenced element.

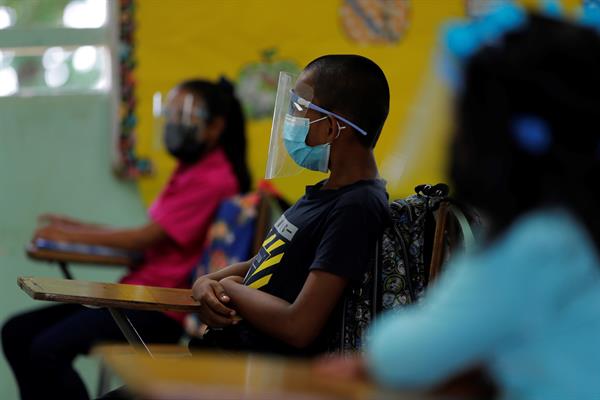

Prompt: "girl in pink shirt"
[2,78,250,400]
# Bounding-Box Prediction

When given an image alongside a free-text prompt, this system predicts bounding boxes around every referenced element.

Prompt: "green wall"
[0,94,147,398]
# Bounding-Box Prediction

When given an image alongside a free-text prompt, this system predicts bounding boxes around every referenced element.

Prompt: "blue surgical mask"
[283,114,330,172]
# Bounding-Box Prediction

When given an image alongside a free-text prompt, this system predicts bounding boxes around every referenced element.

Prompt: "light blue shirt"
[367,209,600,400]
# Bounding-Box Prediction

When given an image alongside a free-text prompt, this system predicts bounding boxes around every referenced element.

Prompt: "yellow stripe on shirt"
[248,273,273,289]
[261,234,277,249]
[249,253,284,278]
[266,239,285,253]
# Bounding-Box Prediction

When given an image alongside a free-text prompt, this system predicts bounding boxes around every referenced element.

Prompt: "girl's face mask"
[161,92,209,164]
[163,123,207,164]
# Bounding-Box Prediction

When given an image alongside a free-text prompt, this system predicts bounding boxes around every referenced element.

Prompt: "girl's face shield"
[152,90,209,151]
[154,91,208,125]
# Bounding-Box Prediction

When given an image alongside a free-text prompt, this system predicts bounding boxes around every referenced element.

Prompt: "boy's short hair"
[305,55,390,148]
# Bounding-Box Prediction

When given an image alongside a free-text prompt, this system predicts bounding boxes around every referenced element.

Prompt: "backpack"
[331,183,479,353]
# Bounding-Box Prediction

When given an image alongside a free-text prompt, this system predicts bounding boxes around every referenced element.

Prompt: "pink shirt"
[121,148,239,294]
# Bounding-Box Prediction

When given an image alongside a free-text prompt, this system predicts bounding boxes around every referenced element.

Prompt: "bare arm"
[202,259,253,282]
[220,270,348,348]
[190,260,252,328]
[33,221,167,251]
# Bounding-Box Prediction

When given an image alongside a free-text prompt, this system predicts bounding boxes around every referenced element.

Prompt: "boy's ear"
[326,115,340,141]
[328,116,348,142]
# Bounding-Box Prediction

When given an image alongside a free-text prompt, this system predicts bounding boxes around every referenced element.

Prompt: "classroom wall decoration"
[236,49,301,120]
[339,0,411,45]
[465,0,512,18]
[115,0,152,179]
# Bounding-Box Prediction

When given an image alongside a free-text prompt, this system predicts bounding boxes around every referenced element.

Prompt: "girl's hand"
[38,214,82,227]
[33,225,71,242]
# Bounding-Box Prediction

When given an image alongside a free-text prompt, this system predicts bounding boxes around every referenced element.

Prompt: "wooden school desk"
[17,276,484,399]
[94,344,437,400]
[17,276,198,355]
[26,241,132,280]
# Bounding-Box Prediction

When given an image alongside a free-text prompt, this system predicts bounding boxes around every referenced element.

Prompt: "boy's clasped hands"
[191,275,243,327]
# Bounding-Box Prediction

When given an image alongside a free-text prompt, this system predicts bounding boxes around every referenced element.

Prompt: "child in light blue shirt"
[317,6,600,399]
[368,209,600,399]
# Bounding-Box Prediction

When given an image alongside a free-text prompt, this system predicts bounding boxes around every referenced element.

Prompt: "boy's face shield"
[265,72,315,179]
[265,71,369,179]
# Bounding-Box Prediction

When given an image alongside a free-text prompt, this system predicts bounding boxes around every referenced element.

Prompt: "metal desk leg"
[58,261,74,280]
[108,308,154,357]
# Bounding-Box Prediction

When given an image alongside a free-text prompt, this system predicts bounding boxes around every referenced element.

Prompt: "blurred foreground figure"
[318,4,600,399]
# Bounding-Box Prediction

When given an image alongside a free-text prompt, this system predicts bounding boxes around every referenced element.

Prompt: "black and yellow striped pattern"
[244,232,288,289]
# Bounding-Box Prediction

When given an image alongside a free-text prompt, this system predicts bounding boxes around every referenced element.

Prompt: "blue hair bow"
[439,0,600,90]
[511,115,552,155]
[439,3,527,90]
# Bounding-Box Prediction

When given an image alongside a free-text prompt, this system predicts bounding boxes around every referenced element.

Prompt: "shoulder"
[453,208,600,295]
[336,179,389,212]
[328,180,390,226]
[177,148,239,194]
[495,209,596,261]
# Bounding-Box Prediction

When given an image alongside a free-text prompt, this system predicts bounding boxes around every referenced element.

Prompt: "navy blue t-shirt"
[196,179,389,355]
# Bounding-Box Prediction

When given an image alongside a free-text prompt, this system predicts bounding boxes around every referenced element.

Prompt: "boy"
[191,54,391,355]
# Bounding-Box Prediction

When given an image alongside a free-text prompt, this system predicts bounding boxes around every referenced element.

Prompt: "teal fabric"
[367,209,600,400]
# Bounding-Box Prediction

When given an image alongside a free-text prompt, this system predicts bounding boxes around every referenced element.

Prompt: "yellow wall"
[134,0,581,205]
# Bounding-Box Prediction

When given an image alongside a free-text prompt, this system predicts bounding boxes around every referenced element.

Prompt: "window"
[0,0,114,96]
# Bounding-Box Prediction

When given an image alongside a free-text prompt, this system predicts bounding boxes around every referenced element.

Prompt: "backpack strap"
[428,200,478,282]
[372,238,381,317]
[448,204,477,252]
[429,201,450,282]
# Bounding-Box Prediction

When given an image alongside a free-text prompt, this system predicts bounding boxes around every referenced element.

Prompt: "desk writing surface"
[26,243,133,266]
[92,343,191,357]
[96,345,435,400]
[17,276,201,312]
